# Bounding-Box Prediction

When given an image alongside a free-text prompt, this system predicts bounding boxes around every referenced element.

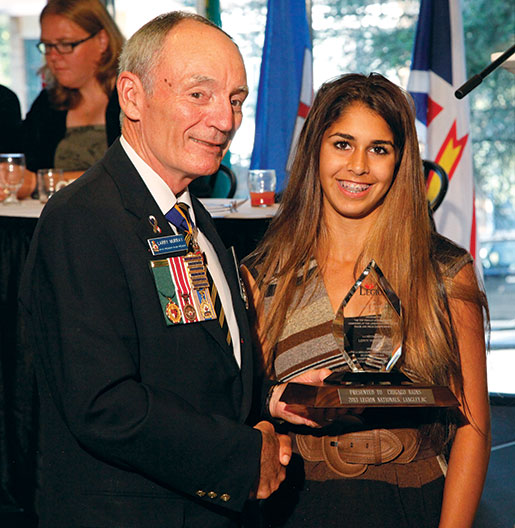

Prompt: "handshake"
[252,368,332,499]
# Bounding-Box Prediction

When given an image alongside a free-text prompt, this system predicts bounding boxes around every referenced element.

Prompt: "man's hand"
[252,421,291,499]
[268,368,332,427]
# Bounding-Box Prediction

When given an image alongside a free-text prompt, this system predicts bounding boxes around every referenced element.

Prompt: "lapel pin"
[148,215,162,234]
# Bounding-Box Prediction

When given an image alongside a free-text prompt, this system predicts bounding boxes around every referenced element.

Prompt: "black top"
[0,84,22,153]
[22,88,121,172]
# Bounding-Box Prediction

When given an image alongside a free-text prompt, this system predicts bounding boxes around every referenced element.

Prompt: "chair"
[209,164,237,198]
[188,164,237,198]
[423,160,448,212]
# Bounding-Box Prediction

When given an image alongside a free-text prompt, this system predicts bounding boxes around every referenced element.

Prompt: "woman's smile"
[319,102,397,221]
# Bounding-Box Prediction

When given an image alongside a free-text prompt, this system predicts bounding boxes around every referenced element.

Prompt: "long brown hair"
[246,73,487,404]
[40,0,124,110]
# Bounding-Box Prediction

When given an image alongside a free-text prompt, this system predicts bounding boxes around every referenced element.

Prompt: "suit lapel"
[102,143,236,358]
[101,140,173,246]
[192,197,254,418]
[101,142,251,416]
[191,198,241,358]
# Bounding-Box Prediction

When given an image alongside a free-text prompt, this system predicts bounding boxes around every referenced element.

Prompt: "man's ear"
[117,71,145,122]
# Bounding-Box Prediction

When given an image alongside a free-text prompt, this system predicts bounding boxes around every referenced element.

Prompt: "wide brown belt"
[296,428,435,478]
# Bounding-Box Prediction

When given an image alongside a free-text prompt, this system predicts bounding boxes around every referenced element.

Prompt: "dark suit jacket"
[19,140,262,528]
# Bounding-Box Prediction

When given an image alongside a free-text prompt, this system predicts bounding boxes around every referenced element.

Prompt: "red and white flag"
[408,0,478,260]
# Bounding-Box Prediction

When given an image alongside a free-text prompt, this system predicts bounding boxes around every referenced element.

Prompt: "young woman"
[242,73,490,528]
[23,0,124,181]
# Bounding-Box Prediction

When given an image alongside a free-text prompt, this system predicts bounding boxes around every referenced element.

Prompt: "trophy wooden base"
[280,374,459,415]
[324,370,413,386]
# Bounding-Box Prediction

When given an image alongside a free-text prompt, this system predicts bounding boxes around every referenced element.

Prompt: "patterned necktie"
[165,203,232,347]
[165,202,196,251]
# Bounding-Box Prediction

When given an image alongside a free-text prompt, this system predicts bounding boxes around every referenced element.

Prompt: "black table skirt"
[0,217,39,513]
[0,214,271,515]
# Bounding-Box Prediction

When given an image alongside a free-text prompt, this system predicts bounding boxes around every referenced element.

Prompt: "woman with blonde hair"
[23,0,124,181]
[243,73,490,527]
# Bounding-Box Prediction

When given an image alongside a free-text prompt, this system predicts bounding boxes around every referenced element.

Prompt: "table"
[0,198,278,258]
[0,197,277,515]
[201,198,278,259]
[0,197,278,220]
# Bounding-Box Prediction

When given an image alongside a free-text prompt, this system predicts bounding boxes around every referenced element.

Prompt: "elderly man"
[19,12,308,528]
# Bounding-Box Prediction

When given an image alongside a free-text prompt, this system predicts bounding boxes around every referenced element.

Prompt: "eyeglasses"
[36,31,99,55]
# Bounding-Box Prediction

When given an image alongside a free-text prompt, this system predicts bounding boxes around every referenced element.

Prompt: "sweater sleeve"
[22,89,66,172]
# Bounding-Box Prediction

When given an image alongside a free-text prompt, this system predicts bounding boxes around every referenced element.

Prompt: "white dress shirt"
[120,135,241,367]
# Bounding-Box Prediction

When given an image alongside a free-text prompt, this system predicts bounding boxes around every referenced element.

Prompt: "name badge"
[148,235,188,256]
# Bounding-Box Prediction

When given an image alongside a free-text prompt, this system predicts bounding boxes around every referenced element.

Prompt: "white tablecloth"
[0,198,279,220]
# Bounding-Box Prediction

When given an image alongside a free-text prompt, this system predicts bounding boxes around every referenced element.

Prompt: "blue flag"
[250,0,313,191]
[407,0,478,260]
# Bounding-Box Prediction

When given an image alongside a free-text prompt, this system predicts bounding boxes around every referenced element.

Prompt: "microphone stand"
[455,43,515,99]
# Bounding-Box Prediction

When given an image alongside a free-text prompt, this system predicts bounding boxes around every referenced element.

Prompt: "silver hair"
[118,11,229,94]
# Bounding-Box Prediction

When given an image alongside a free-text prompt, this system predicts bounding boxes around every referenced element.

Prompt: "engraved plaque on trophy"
[280,260,459,415]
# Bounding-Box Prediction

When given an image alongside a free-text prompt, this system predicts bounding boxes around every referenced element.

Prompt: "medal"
[151,260,183,325]
[194,288,216,321]
[181,292,196,321]
[191,227,200,252]
[165,299,182,323]
[200,300,214,319]
[184,252,210,289]
[169,256,200,323]
[230,246,249,309]
[150,250,216,325]
[183,303,197,321]
[183,230,200,253]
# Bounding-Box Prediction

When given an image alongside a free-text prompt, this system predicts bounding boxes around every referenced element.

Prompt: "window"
[0,3,513,394]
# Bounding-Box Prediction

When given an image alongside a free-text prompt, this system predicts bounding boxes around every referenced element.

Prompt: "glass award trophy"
[280,261,459,416]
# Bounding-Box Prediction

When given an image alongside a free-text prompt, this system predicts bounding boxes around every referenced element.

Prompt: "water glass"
[0,153,26,205]
[37,168,65,203]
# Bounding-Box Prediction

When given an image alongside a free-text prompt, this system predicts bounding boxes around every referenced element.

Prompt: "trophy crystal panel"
[332,260,402,375]
[280,260,459,411]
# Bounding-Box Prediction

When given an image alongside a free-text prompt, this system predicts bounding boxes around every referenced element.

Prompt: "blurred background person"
[0,85,35,200]
[23,0,124,182]
[0,84,22,153]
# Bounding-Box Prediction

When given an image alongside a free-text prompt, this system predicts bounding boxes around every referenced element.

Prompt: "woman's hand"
[268,367,333,427]
[63,170,85,182]
[0,169,36,201]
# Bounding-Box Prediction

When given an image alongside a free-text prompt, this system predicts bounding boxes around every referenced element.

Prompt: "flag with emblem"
[250,0,313,191]
[407,0,478,260]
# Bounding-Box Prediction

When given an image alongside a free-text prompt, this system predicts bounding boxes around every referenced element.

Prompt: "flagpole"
[196,0,206,17]
[455,43,515,99]
[305,0,313,41]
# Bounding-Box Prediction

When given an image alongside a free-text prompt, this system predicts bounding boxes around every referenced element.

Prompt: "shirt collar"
[120,135,196,223]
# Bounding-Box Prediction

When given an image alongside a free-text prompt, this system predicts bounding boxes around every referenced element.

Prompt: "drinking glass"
[0,153,26,205]
[248,169,276,207]
[37,168,65,203]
